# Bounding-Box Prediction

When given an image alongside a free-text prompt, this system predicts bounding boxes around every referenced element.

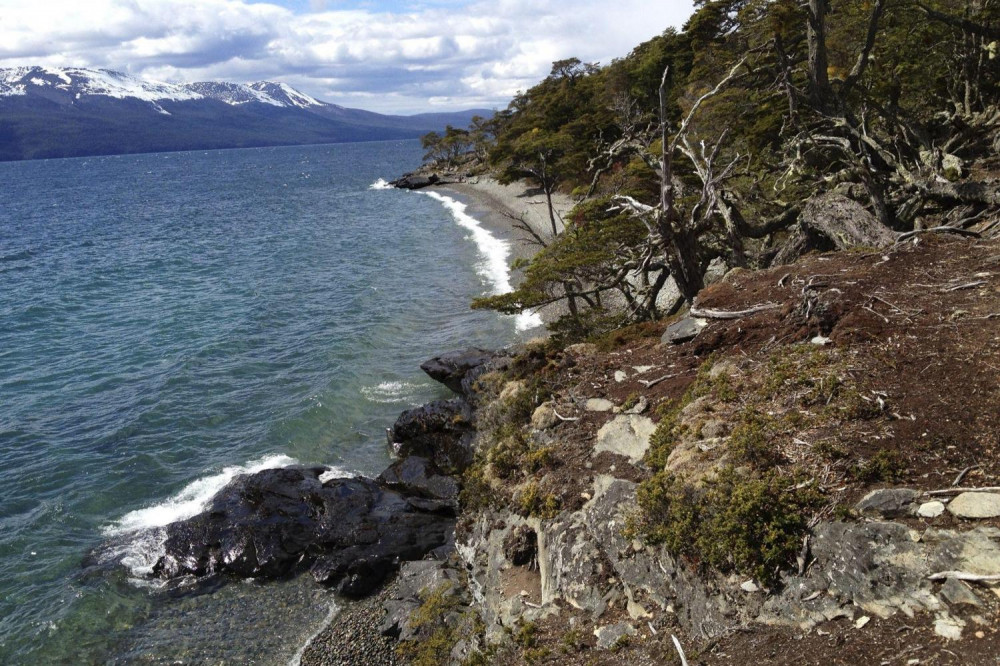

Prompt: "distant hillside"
[0,67,491,161]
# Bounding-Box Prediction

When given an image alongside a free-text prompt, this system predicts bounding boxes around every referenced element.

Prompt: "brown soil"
[527,236,1000,507]
[491,235,1000,664]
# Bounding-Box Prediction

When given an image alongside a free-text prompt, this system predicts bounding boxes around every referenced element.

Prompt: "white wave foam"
[421,191,543,332]
[288,600,341,666]
[368,178,393,190]
[360,380,425,404]
[101,454,317,577]
[318,467,354,484]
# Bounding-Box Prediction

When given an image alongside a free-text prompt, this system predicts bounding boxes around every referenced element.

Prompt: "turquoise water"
[0,142,530,663]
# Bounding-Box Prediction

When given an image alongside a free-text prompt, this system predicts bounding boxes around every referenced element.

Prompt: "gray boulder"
[947,492,1000,518]
[662,316,707,344]
[800,193,896,250]
[594,623,636,649]
[594,414,656,463]
[380,560,465,639]
[855,488,919,518]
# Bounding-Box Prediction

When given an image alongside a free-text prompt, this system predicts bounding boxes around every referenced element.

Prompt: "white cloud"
[0,0,694,113]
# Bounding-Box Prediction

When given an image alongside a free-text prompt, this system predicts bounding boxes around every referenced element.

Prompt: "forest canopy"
[435,0,1000,339]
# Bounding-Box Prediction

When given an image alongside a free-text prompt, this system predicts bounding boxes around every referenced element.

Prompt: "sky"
[0,0,695,114]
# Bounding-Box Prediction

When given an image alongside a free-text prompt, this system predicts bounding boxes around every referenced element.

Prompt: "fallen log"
[690,302,782,320]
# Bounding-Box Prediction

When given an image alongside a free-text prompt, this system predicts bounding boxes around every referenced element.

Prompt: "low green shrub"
[633,467,821,587]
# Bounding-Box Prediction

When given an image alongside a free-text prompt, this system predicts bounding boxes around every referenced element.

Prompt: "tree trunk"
[806,0,833,111]
[544,185,559,237]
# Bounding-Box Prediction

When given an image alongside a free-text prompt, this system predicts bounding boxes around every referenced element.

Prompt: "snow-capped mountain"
[0,66,491,161]
[0,66,327,113]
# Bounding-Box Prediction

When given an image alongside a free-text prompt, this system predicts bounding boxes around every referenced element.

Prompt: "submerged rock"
[153,466,455,597]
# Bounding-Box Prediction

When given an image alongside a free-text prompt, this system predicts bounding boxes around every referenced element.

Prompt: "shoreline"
[434,176,575,249]
[296,176,572,665]
[429,176,577,327]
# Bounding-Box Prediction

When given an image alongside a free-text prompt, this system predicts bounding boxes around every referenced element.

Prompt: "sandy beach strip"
[436,176,576,260]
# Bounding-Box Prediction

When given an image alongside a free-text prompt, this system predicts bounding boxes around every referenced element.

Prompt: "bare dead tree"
[612,57,751,307]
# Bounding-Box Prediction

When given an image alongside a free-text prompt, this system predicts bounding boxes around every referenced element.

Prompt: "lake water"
[0,141,534,663]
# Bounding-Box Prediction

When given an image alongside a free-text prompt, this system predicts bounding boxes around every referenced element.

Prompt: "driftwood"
[926,486,1000,496]
[897,226,981,242]
[690,302,782,320]
[953,465,979,487]
[553,409,580,422]
[927,571,1000,582]
[639,373,679,388]
[942,280,987,292]
[671,635,690,666]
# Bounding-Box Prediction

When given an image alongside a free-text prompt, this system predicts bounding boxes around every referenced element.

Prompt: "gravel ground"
[298,578,399,666]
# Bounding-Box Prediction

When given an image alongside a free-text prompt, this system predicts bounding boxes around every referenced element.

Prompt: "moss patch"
[395,582,466,666]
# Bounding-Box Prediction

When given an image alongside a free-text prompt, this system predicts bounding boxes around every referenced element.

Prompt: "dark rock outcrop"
[420,348,497,395]
[390,399,475,474]
[390,173,440,190]
[153,466,455,597]
[378,455,460,501]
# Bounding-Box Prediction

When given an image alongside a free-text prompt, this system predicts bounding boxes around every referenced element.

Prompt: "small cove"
[0,141,535,663]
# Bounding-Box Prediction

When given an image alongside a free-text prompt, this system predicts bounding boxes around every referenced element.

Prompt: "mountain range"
[0,67,490,161]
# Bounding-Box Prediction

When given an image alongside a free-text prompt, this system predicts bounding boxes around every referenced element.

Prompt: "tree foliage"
[428,0,1000,338]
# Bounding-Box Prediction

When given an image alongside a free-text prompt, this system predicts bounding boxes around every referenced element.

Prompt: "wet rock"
[947,492,1000,518]
[594,415,656,464]
[391,173,439,190]
[391,399,475,474]
[420,348,497,396]
[855,488,919,518]
[153,466,455,598]
[594,622,636,649]
[377,456,459,501]
[662,316,707,344]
